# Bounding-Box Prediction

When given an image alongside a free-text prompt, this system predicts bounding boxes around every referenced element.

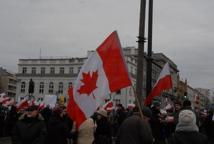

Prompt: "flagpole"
[131,86,144,119]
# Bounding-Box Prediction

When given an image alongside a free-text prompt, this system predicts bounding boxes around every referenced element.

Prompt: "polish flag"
[67,31,132,128]
[0,92,6,98]
[0,97,10,104]
[17,98,29,111]
[38,102,45,110]
[144,62,173,106]
[127,103,135,109]
[0,93,7,103]
[103,100,114,111]
[3,98,15,107]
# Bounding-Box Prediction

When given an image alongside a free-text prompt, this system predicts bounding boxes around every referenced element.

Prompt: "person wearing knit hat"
[176,110,198,132]
[168,110,208,144]
[96,108,108,118]
[93,108,111,144]
[142,107,153,123]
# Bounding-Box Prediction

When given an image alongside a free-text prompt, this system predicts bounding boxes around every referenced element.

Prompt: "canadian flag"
[144,62,173,106]
[67,31,132,128]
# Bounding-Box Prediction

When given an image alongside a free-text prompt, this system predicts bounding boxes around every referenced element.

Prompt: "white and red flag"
[0,97,10,104]
[16,98,29,111]
[3,98,15,107]
[102,100,114,111]
[144,62,173,106]
[0,93,6,98]
[67,31,131,128]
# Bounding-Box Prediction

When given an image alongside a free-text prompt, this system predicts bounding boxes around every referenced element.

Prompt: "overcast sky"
[0,0,214,89]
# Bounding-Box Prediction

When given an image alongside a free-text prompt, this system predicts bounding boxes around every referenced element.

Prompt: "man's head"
[176,109,198,132]
[142,107,152,122]
[183,99,191,108]
[96,108,108,120]
[152,101,161,110]
[26,105,39,118]
[133,106,152,123]
[174,100,182,111]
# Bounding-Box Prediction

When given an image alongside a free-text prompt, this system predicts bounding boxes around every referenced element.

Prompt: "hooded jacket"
[12,113,47,144]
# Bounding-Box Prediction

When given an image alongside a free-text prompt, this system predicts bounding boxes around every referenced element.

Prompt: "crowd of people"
[1,99,214,144]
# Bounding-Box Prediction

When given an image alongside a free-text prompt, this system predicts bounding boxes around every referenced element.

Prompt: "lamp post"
[136,0,147,107]
[146,0,153,97]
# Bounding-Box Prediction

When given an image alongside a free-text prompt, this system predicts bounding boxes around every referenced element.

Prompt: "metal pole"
[146,0,153,97]
[136,0,146,107]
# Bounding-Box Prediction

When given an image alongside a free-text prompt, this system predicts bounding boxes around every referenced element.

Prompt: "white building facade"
[16,58,86,100]
[16,48,179,107]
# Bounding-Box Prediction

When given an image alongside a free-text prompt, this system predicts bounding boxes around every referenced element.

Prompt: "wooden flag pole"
[131,86,144,119]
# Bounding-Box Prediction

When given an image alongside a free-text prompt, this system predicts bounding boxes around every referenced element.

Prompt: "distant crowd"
[1,99,214,144]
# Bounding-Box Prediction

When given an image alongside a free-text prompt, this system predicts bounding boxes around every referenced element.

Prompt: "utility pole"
[146,0,153,97]
[136,0,146,107]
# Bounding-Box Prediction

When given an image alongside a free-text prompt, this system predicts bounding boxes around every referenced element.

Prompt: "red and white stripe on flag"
[102,100,114,111]
[67,31,132,128]
[16,98,29,111]
[144,62,173,106]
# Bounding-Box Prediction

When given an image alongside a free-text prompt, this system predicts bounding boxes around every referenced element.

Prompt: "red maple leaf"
[78,71,98,96]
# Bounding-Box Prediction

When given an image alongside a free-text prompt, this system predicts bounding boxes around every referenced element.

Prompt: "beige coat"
[77,118,96,144]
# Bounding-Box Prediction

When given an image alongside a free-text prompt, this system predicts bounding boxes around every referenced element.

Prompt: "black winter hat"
[142,107,152,118]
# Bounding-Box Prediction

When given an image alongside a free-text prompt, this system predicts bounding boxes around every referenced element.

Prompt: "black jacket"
[12,114,47,144]
[46,115,74,144]
[168,131,208,144]
[117,114,153,144]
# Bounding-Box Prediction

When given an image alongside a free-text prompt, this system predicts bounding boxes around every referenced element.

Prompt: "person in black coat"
[200,110,214,144]
[168,110,208,144]
[46,107,75,144]
[150,101,165,144]
[12,105,47,144]
[116,106,153,144]
[93,108,111,144]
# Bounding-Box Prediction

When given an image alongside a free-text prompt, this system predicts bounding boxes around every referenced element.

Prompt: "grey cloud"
[0,0,214,88]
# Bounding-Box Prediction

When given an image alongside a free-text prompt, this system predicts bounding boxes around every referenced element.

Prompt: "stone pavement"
[0,137,11,144]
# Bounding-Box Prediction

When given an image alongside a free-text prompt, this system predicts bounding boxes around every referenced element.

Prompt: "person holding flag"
[144,62,173,144]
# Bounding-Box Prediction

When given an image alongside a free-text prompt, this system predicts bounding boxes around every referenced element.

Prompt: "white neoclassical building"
[16,57,86,100]
[16,55,136,107]
[16,47,179,107]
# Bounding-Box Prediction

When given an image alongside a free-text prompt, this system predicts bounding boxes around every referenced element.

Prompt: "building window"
[22,67,27,74]
[41,67,45,75]
[78,67,81,73]
[50,67,55,74]
[49,82,54,94]
[39,82,44,94]
[69,67,74,74]
[21,82,26,93]
[32,67,36,74]
[60,67,64,74]
[58,82,63,94]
